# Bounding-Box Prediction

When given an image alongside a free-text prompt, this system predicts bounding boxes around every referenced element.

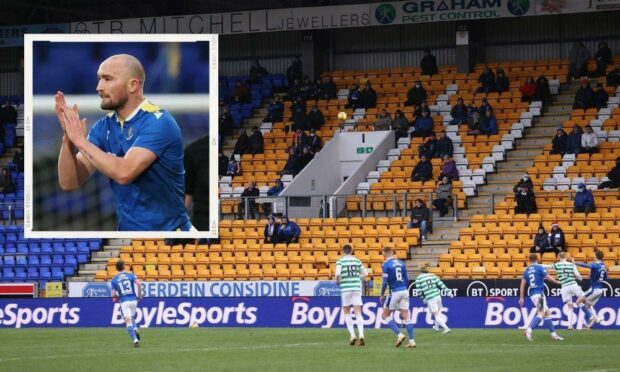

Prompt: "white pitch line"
[0,342,329,363]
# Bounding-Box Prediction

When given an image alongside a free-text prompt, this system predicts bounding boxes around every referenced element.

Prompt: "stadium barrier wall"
[68,280,620,299]
[1,297,619,329]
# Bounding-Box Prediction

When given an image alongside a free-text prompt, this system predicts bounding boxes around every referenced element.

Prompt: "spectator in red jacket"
[520,77,537,102]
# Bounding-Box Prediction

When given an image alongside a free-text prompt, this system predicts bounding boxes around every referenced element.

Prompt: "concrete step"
[81,263,104,271]
[109,239,131,246]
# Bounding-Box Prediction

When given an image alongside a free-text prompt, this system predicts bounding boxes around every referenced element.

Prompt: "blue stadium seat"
[52,242,65,254]
[77,254,89,264]
[3,255,15,267]
[14,268,26,282]
[52,268,65,281]
[51,255,64,268]
[27,256,40,267]
[77,245,89,255]
[4,244,16,254]
[41,243,53,255]
[14,208,23,219]
[26,267,39,281]
[64,255,77,268]
[89,240,101,251]
[17,243,28,255]
[39,255,52,267]
[15,256,26,268]
[5,225,17,233]
[1,268,14,281]
[39,267,51,282]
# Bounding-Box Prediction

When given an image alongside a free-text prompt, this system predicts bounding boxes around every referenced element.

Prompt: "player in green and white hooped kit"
[415,263,453,333]
[335,244,368,346]
[543,252,583,329]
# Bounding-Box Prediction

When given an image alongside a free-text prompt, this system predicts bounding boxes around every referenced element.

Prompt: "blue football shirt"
[382,257,409,293]
[111,271,138,302]
[523,264,548,295]
[582,262,607,289]
[87,100,191,231]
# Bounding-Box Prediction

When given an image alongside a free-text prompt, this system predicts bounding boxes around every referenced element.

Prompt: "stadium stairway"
[69,238,128,282]
[407,83,578,277]
[221,100,271,154]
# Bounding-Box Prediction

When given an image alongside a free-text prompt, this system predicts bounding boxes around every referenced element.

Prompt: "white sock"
[565,304,574,326]
[345,314,356,338]
[355,314,364,338]
[435,314,449,330]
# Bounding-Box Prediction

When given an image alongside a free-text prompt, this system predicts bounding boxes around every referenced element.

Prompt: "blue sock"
[582,306,593,322]
[528,315,542,330]
[387,319,401,335]
[405,321,415,340]
[126,324,137,341]
[543,318,555,333]
[132,317,138,330]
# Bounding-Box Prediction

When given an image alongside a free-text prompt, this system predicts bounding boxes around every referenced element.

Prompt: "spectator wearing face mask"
[306,129,323,153]
[573,183,595,214]
[513,173,533,194]
[405,80,427,107]
[307,105,325,130]
[346,83,362,109]
[514,185,537,215]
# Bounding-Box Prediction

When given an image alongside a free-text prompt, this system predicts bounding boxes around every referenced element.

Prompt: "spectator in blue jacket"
[449,98,468,125]
[481,109,498,135]
[262,179,284,216]
[573,183,595,213]
[278,215,301,244]
[263,95,284,123]
[412,110,433,138]
[565,125,583,154]
[477,66,496,93]
[346,83,362,109]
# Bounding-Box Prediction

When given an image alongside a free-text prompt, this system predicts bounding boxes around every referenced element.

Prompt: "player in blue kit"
[55,54,193,231]
[519,253,563,341]
[380,247,416,348]
[573,250,608,329]
[111,260,143,347]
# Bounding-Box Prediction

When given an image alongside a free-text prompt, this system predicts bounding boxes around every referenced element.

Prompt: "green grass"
[0,328,618,372]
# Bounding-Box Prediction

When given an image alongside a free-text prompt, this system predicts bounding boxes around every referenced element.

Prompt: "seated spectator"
[264,215,280,244]
[573,80,594,109]
[569,41,590,80]
[278,215,300,244]
[0,168,15,194]
[219,107,233,138]
[467,110,482,135]
[405,80,427,107]
[299,146,315,168]
[520,77,537,102]
[449,98,468,125]
[375,109,392,131]
[594,41,612,77]
[286,56,303,86]
[321,76,338,100]
[291,97,309,131]
[550,128,568,155]
[237,182,259,219]
[299,75,315,100]
[477,66,495,93]
[0,99,17,124]
[439,155,459,181]
[249,59,268,84]
[599,157,620,189]
[411,155,433,182]
[218,152,229,177]
[478,97,493,113]
[292,129,307,152]
[592,82,609,109]
[234,80,250,103]
[481,109,498,135]
[264,96,284,123]
[307,105,325,130]
[565,125,583,154]
[413,100,431,117]
[411,110,433,138]
[495,70,509,93]
[514,185,537,215]
[573,183,595,214]
[547,223,566,254]
[262,179,284,216]
[418,134,437,159]
[286,78,302,101]
[420,49,438,76]
[433,176,452,217]
[435,131,454,158]
[281,147,302,176]
[513,173,533,194]
[360,81,377,109]
[408,199,430,241]
[345,83,362,109]
[13,147,24,173]
[233,130,250,155]
[529,225,553,257]
[306,129,323,153]
[226,158,240,176]
[248,126,264,155]
[607,63,620,87]
[535,76,552,103]
[392,110,409,145]
[581,125,599,154]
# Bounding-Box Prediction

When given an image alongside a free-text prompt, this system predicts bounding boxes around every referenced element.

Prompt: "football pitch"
[0,328,618,372]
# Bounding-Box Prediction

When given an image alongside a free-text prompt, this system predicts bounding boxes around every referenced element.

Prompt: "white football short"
[385,290,409,311]
[341,291,363,307]
[561,283,584,303]
[121,300,137,319]
[584,288,604,306]
[529,293,548,313]
[427,297,443,314]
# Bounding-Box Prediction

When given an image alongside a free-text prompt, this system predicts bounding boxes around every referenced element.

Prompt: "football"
[337,111,347,121]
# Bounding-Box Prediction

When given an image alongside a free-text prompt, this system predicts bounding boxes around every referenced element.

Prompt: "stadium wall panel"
[333,48,455,71]
[0,72,22,96]
[486,39,620,63]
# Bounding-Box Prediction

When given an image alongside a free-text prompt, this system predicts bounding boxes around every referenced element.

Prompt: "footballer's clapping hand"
[61,102,88,147]
[54,91,68,133]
